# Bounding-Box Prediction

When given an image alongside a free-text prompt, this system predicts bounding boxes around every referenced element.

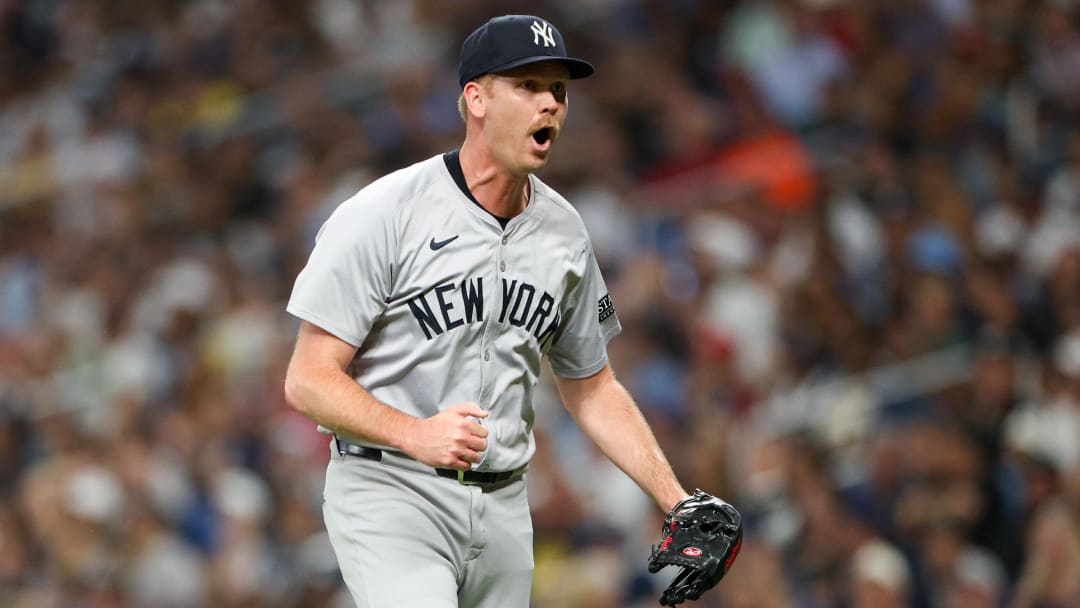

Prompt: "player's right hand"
[404,402,489,470]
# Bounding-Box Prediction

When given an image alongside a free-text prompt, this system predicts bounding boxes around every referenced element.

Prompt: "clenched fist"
[402,402,489,470]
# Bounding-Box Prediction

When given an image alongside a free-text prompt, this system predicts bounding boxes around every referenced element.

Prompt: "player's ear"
[463,79,487,119]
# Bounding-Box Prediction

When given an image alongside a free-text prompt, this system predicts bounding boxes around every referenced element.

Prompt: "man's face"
[479,62,570,175]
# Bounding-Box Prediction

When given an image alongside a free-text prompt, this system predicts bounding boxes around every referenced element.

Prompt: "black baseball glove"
[648,489,743,606]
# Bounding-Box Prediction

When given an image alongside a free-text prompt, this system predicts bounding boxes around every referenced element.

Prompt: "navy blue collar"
[442,150,511,229]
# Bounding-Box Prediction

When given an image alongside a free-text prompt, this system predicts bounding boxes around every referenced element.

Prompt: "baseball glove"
[648,489,743,606]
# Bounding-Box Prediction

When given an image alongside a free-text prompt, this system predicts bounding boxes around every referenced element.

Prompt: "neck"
[458,138,530,219]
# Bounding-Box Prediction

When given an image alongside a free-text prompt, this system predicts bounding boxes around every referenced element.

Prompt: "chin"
[526,159,549,173]
[523,151,551,172]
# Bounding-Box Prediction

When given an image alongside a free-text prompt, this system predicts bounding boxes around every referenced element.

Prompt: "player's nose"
[538,91,560,114]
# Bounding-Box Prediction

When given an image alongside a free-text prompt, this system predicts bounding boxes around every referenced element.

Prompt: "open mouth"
[531,127,553,146]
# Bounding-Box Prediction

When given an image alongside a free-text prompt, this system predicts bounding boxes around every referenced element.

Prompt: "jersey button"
[499,262,506,272]
[502,236,508,245]
[484,350,491,361]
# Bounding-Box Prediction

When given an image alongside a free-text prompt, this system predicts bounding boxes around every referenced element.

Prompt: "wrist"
[661,488,691,513]
[390,415,418,455]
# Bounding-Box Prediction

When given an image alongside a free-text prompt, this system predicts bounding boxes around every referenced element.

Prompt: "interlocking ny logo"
[531,20,555,47]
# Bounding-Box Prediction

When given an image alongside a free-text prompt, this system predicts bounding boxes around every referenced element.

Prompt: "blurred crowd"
[2,0,1080,606]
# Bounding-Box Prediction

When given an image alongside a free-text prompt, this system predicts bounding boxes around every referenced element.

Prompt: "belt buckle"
[457,469,484,486]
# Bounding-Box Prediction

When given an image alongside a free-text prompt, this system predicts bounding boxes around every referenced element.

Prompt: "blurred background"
[2,0,1080,606]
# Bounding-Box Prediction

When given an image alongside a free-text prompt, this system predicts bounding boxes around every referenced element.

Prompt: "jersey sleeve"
[286,192,396,347]
[546,244,622,378]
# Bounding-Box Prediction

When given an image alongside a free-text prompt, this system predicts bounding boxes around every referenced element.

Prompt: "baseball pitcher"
[284,14,740,607]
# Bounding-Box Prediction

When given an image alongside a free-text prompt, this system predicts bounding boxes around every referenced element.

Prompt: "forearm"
[284,364,417,451]
[562,372,688,512]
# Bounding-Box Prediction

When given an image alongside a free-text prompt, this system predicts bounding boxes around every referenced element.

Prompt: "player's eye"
[551,83,566,103]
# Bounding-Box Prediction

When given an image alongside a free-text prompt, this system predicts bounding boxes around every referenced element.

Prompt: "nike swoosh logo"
[429,235,459,251]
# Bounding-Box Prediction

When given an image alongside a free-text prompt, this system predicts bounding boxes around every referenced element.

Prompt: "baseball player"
[284,14,739,607]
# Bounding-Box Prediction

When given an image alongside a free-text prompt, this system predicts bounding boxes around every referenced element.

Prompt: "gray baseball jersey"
[286,153,621,473]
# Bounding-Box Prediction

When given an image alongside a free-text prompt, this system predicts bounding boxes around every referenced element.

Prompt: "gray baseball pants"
[323,442,534,607]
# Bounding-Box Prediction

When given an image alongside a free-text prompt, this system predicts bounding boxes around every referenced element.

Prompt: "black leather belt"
[334,436,524,485]
[334,439,384,461]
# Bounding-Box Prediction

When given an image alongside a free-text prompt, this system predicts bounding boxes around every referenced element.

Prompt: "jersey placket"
[474,226,511,471]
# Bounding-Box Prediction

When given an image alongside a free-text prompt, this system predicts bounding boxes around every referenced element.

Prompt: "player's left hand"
[648,489,742,606]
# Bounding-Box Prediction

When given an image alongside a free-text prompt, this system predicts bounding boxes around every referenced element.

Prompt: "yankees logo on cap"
[458,15,595,87]
[531,20,555,47]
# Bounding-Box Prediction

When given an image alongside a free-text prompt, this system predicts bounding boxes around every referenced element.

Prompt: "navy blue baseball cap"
[458,15,594,88]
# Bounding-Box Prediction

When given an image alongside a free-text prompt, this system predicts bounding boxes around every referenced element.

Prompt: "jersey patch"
[598,293,615,323]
